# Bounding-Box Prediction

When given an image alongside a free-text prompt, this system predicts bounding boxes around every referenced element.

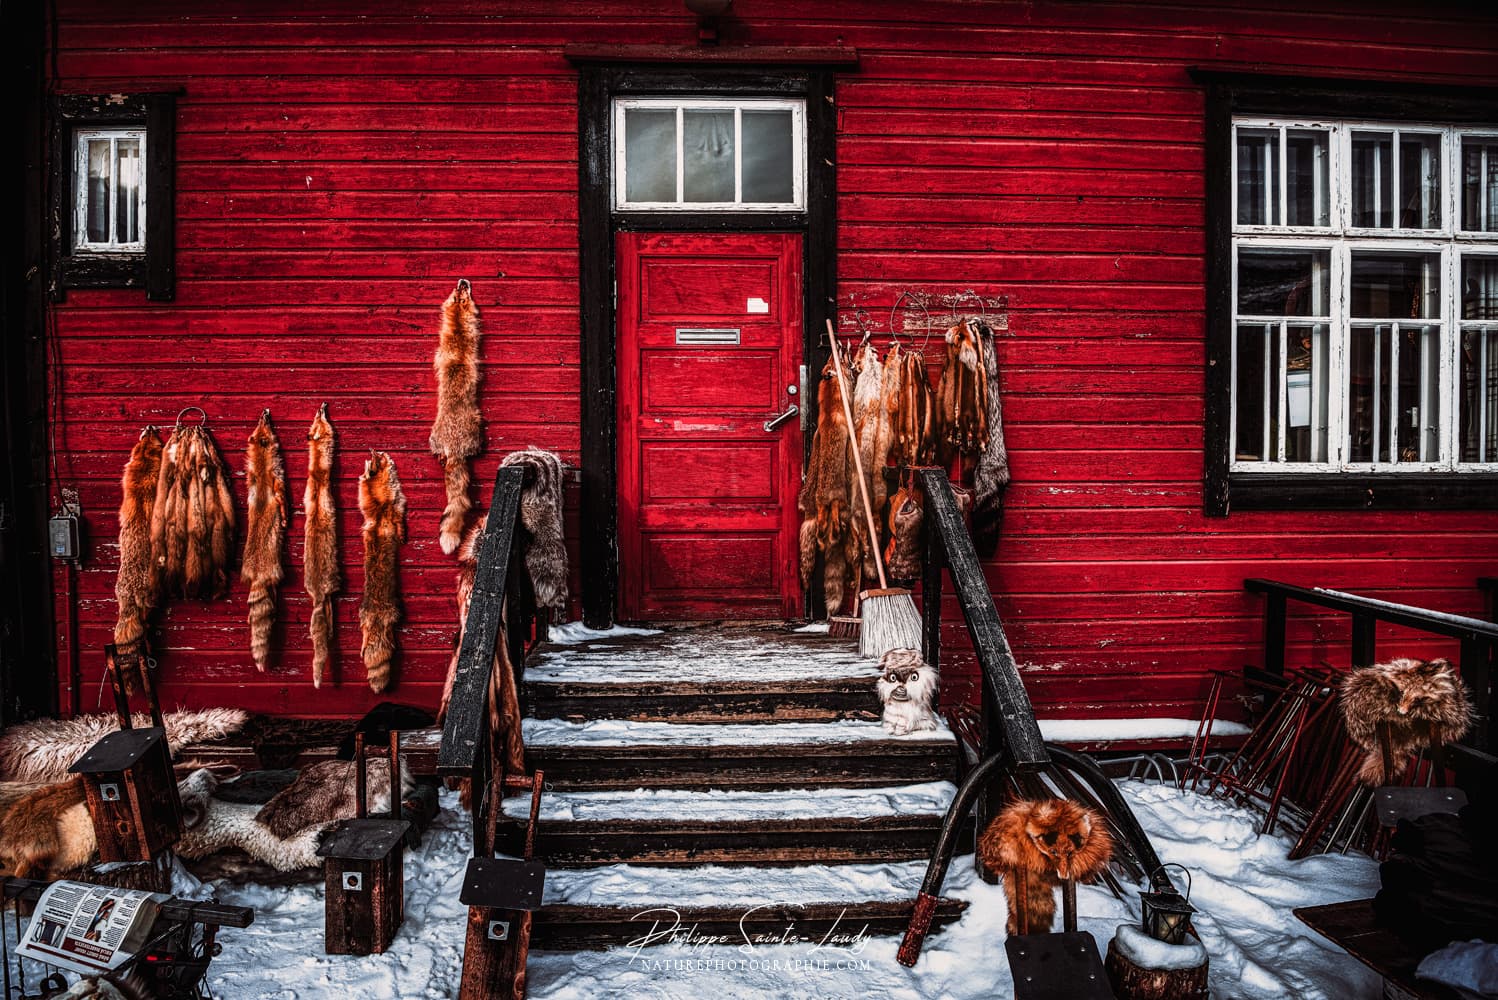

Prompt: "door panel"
[617,231,803,620]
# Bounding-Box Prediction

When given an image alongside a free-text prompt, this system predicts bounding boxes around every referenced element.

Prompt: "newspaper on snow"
[15,880,169,976]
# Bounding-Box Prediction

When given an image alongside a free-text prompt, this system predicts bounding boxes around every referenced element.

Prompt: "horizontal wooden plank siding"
[46,0,1498,719]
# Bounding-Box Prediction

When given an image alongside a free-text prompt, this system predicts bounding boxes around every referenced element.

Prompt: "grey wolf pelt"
[500,447,569,614]
[358,450,406,693]
[1341,657,1474,786]
[241,410,287,671]
[430,278,484,555]
[977,798,1114,935]
[253,757,414,840]
[305,403,341,688]
[876,648,940,735]
[113,426,163,682]
[796,357,863,616]
[0,777,91,878]
[0,708,249,783]
[175,767,325,872]
[971,319,1010,557]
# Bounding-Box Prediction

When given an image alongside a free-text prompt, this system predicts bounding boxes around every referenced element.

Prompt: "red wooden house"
[3,0,1497,730]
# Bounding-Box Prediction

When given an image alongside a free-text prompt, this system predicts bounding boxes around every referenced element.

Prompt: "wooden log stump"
[1105,938,1209,1000]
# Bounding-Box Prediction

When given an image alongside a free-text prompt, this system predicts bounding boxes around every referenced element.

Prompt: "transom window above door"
[613,98,805,211]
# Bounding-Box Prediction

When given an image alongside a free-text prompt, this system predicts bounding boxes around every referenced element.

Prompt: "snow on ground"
[547,621,663,645]
[187,781,1380,999]
[524,630,875,684]
[1037,718,1252,741]
[501,782,956,823]
[523,717,953,747]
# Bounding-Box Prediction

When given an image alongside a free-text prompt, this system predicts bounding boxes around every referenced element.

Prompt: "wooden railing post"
[922,490,943,671]
[1351,613,1376,668]
[1263,592,1287,677]
[1460,635,1491,751]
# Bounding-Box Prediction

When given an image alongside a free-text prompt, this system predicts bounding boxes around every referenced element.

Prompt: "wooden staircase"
[504,625,971,948]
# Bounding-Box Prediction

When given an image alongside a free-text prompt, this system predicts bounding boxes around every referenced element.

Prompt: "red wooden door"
[616,232,804,620]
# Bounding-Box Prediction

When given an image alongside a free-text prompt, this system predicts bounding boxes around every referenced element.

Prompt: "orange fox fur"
[358,451,406,692]
[1340,657,1474,785]
[150,422,235,600]
[0,777,92,880]
[241,410,287,671]
[114,426,163,687]
[304,404,340,688]
[796,357,863,615]
[430,279,484,556]
[978,798,1114,935]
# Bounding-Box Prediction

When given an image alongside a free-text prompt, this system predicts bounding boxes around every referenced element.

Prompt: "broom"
[826,320,923,659]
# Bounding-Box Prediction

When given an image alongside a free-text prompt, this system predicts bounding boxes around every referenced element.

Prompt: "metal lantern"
[1142,865,1196,945]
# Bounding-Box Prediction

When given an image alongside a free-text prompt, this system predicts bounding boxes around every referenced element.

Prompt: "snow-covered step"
[493,783,966,867]
[523,717,958,791]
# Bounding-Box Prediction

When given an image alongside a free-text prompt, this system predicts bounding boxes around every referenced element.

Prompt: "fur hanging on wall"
[500,447,569,614]
[977,798,1114,935]
[888,346,934,468]
[854,343,895,582]
[936,319,990,463]
[113,426,163,687]
[358,451,406,693]
[304,404,340,688]
[436,515,525,777]
[149,417,236,600]
[971,320,1010,557]
[241,410,287,671]
[884,484,923,585]
[430,278,484,556]
[1340,657,1474,786]
[797,357,863,616]
[0,708,249,784]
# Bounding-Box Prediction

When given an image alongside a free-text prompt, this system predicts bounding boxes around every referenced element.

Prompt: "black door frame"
[573,58,844,627]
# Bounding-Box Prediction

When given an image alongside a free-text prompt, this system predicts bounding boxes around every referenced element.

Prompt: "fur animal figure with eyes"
[978,798,1114,935]
[877,648,940,735]
[1340,656,1474,786]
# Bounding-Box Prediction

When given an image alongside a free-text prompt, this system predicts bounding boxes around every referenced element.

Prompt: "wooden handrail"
[438,465,528,777]
[915,467,1048,771]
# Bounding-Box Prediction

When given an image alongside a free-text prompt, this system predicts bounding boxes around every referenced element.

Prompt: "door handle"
[764,404,799,432]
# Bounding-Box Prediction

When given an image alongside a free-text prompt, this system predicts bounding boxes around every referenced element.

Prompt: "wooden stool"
[458,770,546,1000]
[1004,875,1116,1000]
[317,732,411,956]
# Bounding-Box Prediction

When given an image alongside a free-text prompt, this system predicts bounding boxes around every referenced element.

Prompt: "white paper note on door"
[746,297,769,314]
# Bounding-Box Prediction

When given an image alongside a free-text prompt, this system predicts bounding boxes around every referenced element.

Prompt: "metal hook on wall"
[889,290,934,353]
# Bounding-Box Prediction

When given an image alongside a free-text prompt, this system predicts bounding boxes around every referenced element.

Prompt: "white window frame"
[73,128,147,253]
[612,97,805,212]
[1231,117,1498,474]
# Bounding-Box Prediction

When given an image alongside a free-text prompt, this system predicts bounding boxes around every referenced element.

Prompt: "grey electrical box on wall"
[49,515,79,560]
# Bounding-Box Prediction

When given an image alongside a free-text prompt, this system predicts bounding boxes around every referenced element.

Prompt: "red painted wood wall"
[44,0,1498,721]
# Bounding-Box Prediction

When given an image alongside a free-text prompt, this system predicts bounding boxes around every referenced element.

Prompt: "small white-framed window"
[1230,117,1498,474]
[73,128,146,252]
[613,98,805,211]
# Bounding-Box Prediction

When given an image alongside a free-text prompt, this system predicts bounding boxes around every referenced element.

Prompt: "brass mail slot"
[675,328,741,346]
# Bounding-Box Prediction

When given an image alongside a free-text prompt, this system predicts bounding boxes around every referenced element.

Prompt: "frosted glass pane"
[741,110,793,203]
[624,109,677,203]
[116,138,141,244]
[683,111,735,202]
[1236,128,1278,226]
[86,139,111,243]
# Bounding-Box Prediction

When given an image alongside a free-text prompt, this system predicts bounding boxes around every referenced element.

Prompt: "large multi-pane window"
[1232,119,1498,472]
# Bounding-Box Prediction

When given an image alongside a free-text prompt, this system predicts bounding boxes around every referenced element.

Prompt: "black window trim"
[1192,68,1498,515]
[49,91,177,301]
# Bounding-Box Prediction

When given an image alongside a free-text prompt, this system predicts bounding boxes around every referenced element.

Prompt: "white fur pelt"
[175,768,325,872]
[971,319,1009,557]
[499,447,568,613]
[0,708,249,783]
[876,648,940,735]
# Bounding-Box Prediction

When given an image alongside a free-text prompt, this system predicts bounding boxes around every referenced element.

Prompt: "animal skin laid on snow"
[0,777,91,879]
[1340,657,1474,786]
[430,279,484,556]
[500,447,569,613]
[253,757,413,841]
[876,648,940,736]
[358,450,406,692]
[113,426,163,686]
[175,766,335,872]
[977,797,1114,935]
[0,708,249,783]
[241,410,287,671]
[304,403,340,688]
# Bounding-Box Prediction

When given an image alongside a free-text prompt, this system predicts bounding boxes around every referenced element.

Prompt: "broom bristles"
[859,590,923,659]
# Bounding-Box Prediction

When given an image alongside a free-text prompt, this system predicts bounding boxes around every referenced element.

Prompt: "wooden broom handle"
[826,319,890,591]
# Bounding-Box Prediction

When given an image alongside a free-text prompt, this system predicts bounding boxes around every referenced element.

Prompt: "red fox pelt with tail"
[978,798,1114,935]
[0,777,91,879]
[304,404,340,688]
[241,410,287,671]
[113,426,163,689]
[796,357,863,616]
[150,421,236,600]
[358,451,406,693]
[430,278,484,556]
[1340,657,1473,786]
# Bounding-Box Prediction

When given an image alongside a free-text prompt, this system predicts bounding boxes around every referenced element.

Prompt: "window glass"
[1351,253,1441,319]
[1465,257,1498,320]
[683,110,735,203]
[616,99,802,210]
[1398,133,1441,230]
[624,109,677,203]
[1463,138,1498,232]
[1460,326,1498,462]
[85,139,111,244]
[1237,249,1330,317]
[741,110,794,203]
[115,138,141,245]
[1286,129,1329,227]
[1351,131,1394,228]
[1236,128,1279,226]
[1287,323,1331,462]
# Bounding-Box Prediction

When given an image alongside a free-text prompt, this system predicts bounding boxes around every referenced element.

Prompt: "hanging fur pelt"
[796,357,863,616]
[977,798,1114,935]
[149,419,236,600]
[936,318,990,463]
[358,451,406,693]
[500,448,569,614]
[884,484,923,586]
[241,410,287,671]
[853,343,894,582]
[971,320,1010,557]
[889,347,935,468]
[113,427,163,688]
[304,404,340,688]
[1340,657,1473,786]
[430,278,484,556]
